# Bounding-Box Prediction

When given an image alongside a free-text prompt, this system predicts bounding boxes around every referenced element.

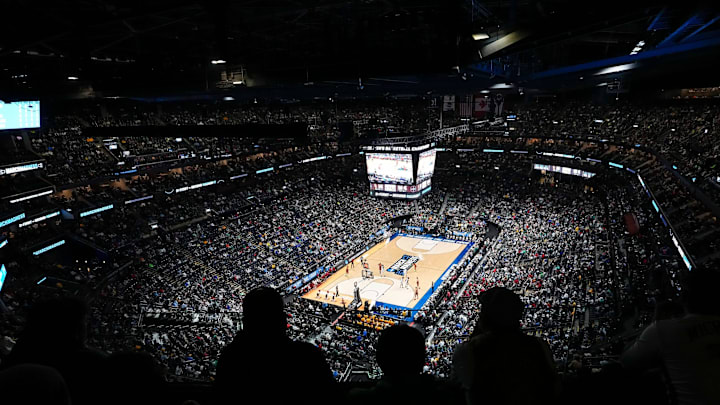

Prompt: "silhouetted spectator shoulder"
[101,351,168,405]
[452,287,557,405]
[621,270,720,404]
[0,364,71,405]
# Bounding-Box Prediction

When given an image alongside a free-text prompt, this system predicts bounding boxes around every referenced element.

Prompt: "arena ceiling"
[1,0,718,99]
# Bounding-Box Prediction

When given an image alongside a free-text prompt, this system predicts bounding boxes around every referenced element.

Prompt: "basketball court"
[303,233,473,317]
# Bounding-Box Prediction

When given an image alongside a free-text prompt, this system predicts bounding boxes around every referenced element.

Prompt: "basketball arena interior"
[1,1,719,404]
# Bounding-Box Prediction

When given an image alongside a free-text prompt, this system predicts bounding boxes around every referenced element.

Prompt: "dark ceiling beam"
[0,4,204,57]
[657,14,702,47]
[90,13,204,54]
[682,15,720,42]
[647,7,668,31]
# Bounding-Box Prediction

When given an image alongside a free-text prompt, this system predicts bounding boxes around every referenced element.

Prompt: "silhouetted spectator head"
[376,325,425,378]
[24,296,88,347]
[478,287,524,331]
[242,287,286,336]
[683,269,720,316]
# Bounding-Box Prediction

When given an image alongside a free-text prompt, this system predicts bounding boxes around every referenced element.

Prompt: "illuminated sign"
[125,195,153,205]
[0,162,44,175]
[80,204,114,218]
[533,164,595,178]
[256,167,274,174]
[483,149,504,153]
[0,100,40,130]
[609,162,624,169]
[0,239,7,249]
[18,211,60,228]
[33,239,66,255]
[542,152,574,159]
[279,163,293,168]
[510,150,528,154]
[336,153,351,157]
[0,213,25,228]
[300,156,327,164]
[177,180,217,193]
[230,174,248,180]
[9,189,53,204]
[0,264,6,292]
[671,235,692,271]
[651,200,659,212]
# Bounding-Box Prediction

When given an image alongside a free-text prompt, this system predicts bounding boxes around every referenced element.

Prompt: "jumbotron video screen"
[416,149,436,183]
[365,153,414,185]
[365,146,436,199]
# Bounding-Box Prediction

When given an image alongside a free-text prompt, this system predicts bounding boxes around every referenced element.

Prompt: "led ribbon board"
[33,240,65,255]
[0,264,6,292]
[18,211,60,227]
[80,204,114,218]
[0,162,44,176]
[9,190,53,204]
[0,213,25,228]
[125,195,153,205]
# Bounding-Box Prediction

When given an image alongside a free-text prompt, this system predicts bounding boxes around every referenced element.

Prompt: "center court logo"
[387,255,419,275]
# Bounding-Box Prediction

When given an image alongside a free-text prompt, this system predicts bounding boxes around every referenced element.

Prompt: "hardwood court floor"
[303,235,468,309]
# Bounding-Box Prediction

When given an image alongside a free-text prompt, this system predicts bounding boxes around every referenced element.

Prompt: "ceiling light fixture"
[472,33,489,40]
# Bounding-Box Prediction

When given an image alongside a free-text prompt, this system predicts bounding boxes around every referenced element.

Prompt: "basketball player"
[336,285,339,297]
[351,259,354,269]
[414,286,419,299]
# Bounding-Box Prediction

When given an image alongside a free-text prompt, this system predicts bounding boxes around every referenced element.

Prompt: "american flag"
[457,95,473,117]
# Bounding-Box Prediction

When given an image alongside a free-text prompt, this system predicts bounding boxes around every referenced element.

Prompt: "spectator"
[0,364,71,405]
[348,324,463,405]
[1,297,107,405]
[215,287,336,403]
[452,287,558,405]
